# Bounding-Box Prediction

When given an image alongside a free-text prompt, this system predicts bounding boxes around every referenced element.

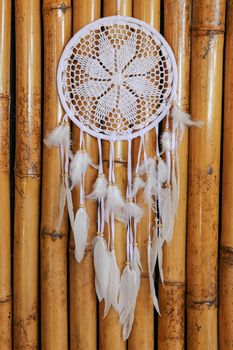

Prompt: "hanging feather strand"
[104,249,120,316]
[93,234,110,302]
[119,264,138,340]
[74,206,89,262]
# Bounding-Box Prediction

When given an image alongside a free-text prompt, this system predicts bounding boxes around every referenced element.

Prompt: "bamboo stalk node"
[0,93,10,100]
[187,298,217,310]
[220,246,233,265]
[0,295,12,303]
[41,229,66,241]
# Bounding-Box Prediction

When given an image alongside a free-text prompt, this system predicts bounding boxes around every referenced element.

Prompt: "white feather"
[86,174,108,200]
[95,276,103,302]
[56,177,74,231]
[147,243,160,314]
[44,123,70,148]
[172,105,204,139]
[104,250,120,316]
[105,184,125,222]
[139,157,156,175]
[138,159,148,175]
[150,233,159,273]
[74,207,89,262]
[123,309,135,340]
[161,131,172,153]
[93,235,110,302]
[70,150,92,187]
[157,236,164,284]
[143,174,157,206]
[132,175,145,197]
[121,201,144,224]
[57,180,66,229]
[157,158,168,183]
[171,157,179,217]
[133,246,142,294]
[140,158,158,206]
[119,265,137,326]
[66,183,75,232]
[162,188,174,243]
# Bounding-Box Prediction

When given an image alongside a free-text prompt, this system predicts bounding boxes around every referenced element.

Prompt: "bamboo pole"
[157,2,191,349]
[219,1,233,348]
[0,0,11,349]
[69,1,100,349]
[187,1,225,348]
[40,2,71,350]
[13,0,41,349]
[98,2,132,350]
[128,1,160,349]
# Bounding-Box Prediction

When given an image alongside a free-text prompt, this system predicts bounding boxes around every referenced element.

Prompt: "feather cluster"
[43,98,204,341]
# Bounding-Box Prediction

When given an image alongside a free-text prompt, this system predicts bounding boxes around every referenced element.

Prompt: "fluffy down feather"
[157,158,168,183]
[161,130,172,153]
[132,175,145,197]
[70,150,92,187]
[86,174,108,200]
[120,201,144,225]
[172,105,203,139]
[44,123,70,149]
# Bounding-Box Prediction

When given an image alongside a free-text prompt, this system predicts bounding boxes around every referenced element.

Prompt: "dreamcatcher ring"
[57,16,178,141]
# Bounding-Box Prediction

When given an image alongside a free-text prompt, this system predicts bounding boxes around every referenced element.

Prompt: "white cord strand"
[116,0,121,14]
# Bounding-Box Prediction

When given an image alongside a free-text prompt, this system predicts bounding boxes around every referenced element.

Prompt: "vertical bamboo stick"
[219,1,233,348]
[40,2,71,350]
[187,1,225,349]
[0,0,11,349]
[98,2,132,350]
[128,1,160,349]
[13,0,41,349]
[69,1,100,349]
[158,2,191,349]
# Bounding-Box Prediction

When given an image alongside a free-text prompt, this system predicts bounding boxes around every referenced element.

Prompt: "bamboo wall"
[1,0,232,349]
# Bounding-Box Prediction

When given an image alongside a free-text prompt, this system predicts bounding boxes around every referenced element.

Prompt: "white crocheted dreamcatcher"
[44,5,202,340]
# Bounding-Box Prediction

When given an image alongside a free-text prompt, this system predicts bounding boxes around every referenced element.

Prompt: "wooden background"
[0,0,232,349]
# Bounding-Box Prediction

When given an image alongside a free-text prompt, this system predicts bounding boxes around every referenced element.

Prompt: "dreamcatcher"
[44,2,202,339]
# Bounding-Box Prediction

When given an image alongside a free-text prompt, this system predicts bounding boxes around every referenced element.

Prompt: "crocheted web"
[58,17,177,140]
